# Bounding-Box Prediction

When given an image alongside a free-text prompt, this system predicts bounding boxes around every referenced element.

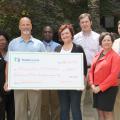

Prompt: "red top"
[89,49,120,92]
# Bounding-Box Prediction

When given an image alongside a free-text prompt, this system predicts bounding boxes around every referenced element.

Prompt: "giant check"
[8,52,84,90]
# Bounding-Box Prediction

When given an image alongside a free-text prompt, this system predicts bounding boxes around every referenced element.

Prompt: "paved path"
[83,88,120,120]
[83,90,98,120]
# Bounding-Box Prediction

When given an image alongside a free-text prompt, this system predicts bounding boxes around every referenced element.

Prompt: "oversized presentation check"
[8,52,84,90]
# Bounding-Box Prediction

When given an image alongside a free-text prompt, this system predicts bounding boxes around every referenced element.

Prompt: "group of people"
[0,13,120,120]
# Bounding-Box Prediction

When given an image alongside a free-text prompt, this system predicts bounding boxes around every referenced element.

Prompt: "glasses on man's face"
[44,31,52,34]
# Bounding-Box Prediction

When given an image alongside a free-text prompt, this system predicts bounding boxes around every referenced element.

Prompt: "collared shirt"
[43,40,60,52]
[5,36,46,61]
[112,38,120,54]
[73,31,100,66]
[60,47,72,53]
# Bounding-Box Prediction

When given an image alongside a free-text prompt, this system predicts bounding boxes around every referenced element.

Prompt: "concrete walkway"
[83,90,98,120]
[114,88,120,120]
[83,88,120,120]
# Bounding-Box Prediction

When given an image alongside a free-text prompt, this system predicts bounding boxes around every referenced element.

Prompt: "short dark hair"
[99,32,114,45]
[0,31,9,43]
[58,23,74,40]
[0,31,9,51]
[43,25,53,32]
[79,13,92,22]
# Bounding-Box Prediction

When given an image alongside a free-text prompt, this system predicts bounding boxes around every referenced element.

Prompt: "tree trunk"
[88,0,105,33]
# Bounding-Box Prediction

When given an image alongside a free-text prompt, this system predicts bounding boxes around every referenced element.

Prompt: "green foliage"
[0,0,88,40]
[0,0,120,40]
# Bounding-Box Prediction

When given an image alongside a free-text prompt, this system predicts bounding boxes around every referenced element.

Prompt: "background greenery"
[0,0,120,40]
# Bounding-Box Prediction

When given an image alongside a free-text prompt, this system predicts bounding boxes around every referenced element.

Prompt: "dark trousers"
[0,91,15,120]
[58,90,82,120]
[0,92,5,120]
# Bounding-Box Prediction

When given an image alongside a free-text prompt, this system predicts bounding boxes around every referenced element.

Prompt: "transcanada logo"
[14,57,40,62]
[14,58,20,62]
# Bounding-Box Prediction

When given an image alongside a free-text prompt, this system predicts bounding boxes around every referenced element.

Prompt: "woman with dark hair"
[0,31,15,120]
[89,32,120,120]
[55,24,87,120]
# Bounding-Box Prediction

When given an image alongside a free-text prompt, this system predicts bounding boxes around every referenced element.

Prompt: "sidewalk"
[83,88,120,120]
[83,90,98,120]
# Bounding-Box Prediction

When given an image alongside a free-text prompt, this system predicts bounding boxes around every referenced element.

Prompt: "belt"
[87,65,91,68]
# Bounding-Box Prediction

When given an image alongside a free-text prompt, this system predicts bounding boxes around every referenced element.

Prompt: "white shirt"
[60,47,72,53]
[73,31,100,66]
[112,38,120,54]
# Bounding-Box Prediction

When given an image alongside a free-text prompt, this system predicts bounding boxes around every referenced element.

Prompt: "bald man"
[4,17,46,120]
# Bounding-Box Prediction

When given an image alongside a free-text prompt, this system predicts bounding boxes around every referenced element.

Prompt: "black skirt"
[93,86,118,111]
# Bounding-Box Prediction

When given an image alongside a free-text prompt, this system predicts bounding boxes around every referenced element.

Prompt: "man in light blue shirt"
[42,26,60,120]
[7,36,46,52]
[4,17,46,120]
[43,26,60,52]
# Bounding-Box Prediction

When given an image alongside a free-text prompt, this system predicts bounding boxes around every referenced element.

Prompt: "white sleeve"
[112,39,120,54]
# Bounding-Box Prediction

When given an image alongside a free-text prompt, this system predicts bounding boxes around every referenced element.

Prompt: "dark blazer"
[0,53,6,93]
[55,43,87,76]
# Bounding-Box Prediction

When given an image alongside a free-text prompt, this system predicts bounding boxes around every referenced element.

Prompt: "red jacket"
[89,49,120,92]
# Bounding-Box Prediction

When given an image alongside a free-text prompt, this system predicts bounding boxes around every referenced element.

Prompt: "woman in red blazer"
[89,32,120,120]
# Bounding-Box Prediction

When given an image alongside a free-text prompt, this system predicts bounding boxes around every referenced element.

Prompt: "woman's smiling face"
[101,35,113,50]
[60,28,72,44]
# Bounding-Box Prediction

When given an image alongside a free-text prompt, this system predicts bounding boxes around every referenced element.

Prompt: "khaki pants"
[81,69,93,118]
[41,90,60,120]
[14,90,41,120]
[114,86,120,120]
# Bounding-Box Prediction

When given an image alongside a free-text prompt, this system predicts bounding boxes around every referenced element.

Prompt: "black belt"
[87,65,91,68]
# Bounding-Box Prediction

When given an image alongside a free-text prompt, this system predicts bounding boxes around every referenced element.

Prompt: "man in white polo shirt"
[112,20,120,120]
[73,13,100,116]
